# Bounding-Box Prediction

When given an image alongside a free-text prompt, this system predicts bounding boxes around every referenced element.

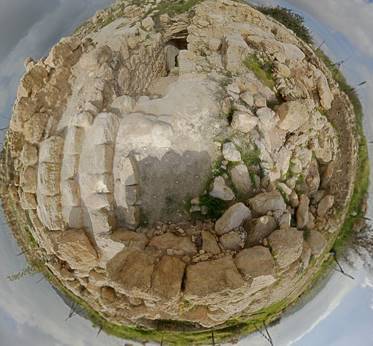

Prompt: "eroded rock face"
[1,0,348,333]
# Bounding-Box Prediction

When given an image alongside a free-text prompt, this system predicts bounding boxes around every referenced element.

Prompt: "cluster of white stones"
[1,0,357,331]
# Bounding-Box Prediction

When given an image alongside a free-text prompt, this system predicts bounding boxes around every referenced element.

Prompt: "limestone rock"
[245,215,277,246]
[235,246,275,280]
[215,203,251,235]
[307,230,327,257]
[277,101,310,132]
[249,191,286,215]
[111,229,149,250]
[209,176,235,201]
[202,231,220,254]
[268,228,303,268]
[222,142,241,162]
[20,143,38,166]
[317,195,335,217]
[57,230,98,271]
[296,194,310,229]
[231,111,258,133]
[184,256,245,298]
[148,233,197,255]
[152,256,186,300]
[230,164,252,196]
[220,231,242,251]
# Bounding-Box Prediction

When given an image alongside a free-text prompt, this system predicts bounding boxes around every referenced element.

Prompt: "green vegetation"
[243,54,275,90]
[256,6,313,45]
[238,144,261,168]
[199,194,227,219]
[155,0,204,15]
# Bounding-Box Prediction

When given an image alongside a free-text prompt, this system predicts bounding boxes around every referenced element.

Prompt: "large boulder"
[248,191,286,215]
[235,246,275,280]
[219,231,242,251]
[215,203,251,235]
[148,233,197,255]
[276,100,311,132]
[231,111,258,133]
[317,195,335,217]
[184,256,245,298]
[57,229,98,271]
[307,230,327,257]
[209,176,235,201]
[245,215,277,246]
[268,228,304,268]
[202,231,221,254]
[230,164,253,196]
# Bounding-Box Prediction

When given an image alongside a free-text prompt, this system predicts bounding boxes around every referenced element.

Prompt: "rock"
[240,91,254,107]
[306,211,315,230]
[245,215,277,246]
[148,233,197,255]
[209,176,235,201]
[289,191,299,208]
[254,94,266,108]
[306,230,326,257]
[301,242,312,270]
[111,95,135,114]
[317,195,335,217]
[296,194,310,229]
[202,231,221,254]
[107,248,155,294]
[220,231,242,251]
[20,166,37,193]
[57,230,98,271]
[248,191,286,215]
[223,33,250,73]
[39,136,64,163]
[152,256,186,300]
[277,183,292,196]
[235,246,275,280]
[305,159,320,194]
[20,143,38,166]
[101,286,116,302]
[142,16,154,31]
[222,142,241,162]
[321,161,335,189]
[268,228,303,268]
[276,101,310,132]
[230,164,252,196]
[279,212,291,229]
[184,256,245,297]
[231,111,258,133]
[315,70,333,110]
[215,203,251,235]
[19,192,37,210]
[111,229,149,250]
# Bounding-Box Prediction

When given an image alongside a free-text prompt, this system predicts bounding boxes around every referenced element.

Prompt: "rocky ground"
[0,0,359,335]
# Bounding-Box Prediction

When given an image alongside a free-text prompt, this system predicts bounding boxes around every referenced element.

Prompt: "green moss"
[243,55,275,90]
[256,6,314,45]
[239,144,261,168]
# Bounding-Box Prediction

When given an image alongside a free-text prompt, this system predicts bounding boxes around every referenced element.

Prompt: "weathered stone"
[215,203,251,235]
[230,164,252,196]
[220,231,242,251]
[19,191,37,210]
[20,166,37,193]
[57,230,98,271]
[111,95,135,114]
[101,286,116,302]
[231,111,258,133]
[202,231,221,254]
[209,176,235,201]
[39,136,64,163]
[235,246,275,280]
[111,229,149,250]
[296,194,310,229]
[277,101,310,132]
[185,256,245,297]
[268,228,303,268]
[20,143,38,166]
[306,230,327,257]
[317,195,335,217]
[149,233,197,255]
[279,212,291,229]
[107,248,155,294]
[301,242,312,270]
[222,142,241,162]
[152,256,185,300]
[245,215,277,246]
[240,91,254,107]
[248,191,286,215]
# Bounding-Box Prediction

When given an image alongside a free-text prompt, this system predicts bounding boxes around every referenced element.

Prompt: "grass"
[243,55,275,90]
[155,0,204,15]
[256,6,313,46]
[238,144,261,168]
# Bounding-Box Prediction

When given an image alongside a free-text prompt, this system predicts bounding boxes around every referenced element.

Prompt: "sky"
[0,0,373,345]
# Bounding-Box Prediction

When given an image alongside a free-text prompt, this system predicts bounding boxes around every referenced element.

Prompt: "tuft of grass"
[256,6,313,45]
[243,55,275,90]
[239,144,261,168]
[155,0,204,15]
